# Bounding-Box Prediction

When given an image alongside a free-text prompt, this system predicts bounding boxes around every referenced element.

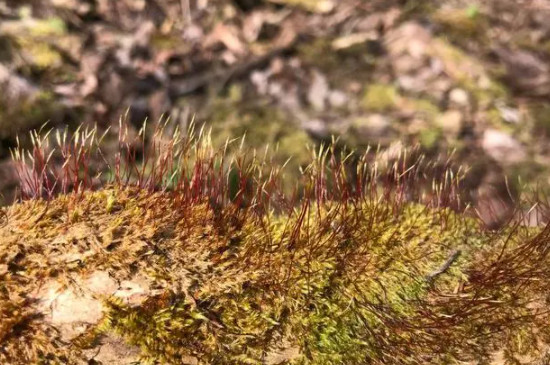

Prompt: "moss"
[432,6,487,39]
[529,103,550,137]
[3,128,550,363]
[0,91,61,138]
[0,188,489,363]
[361,84,400,112]
[20,39,62,68]
[419,127,442,150]
[207,95,313,177]
[151,32,186,51]
[405,97,441,123]
[28,17,67,37]
[298,38,341,72]
[3,183,545,363]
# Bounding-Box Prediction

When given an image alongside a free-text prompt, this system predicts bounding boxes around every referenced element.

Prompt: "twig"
[426,249,461,282]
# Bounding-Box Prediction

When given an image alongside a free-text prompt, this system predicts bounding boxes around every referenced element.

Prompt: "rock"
[302,119,329,139]
[448,88,469,108]
[482,129,526,164]
[31,271,118,340]
[265,345,301,365]
[328,90,348,109]
[308,70,329,111]
[250,70,270,95]
[113,275,154,307]
[83,334,141,364]
[353,114,392,139]
[436,110,463,136]
[494,47,550,96]
[496,102,521,124]
[386,22,432,62]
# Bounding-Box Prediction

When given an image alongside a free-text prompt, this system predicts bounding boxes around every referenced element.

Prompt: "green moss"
[530,103,550,137]
[433,6,487,39]
[84,196,486,363]
[407,97,441,123]
[298,38,341,71]
[207,95,313,176]
[0,91,60,138]
[29,17,67,37]
[16,37,62,69]
[361,84,400,112]
[419,127,442,150]
[2,131,550,363]
[151,32,185,51]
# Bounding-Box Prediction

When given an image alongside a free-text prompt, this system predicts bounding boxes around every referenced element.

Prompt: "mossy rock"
[2,129,550,364]
[1,186,543,364]
[1,16,67,70]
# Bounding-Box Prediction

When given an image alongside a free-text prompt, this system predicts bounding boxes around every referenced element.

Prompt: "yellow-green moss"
[419,126,442,150]
[2,127,550,363]
[432,6,487,39]
[206,95,313,180]
[361,84,400,112]
[2,182,547,364]
[0,91,60,138]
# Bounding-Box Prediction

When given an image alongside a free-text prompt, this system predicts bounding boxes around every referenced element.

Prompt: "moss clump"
[432,6,487,39]
[361,84,400,112]
[0,187,509,363]
[419,126,442,150]
[2,124,550,364]
[0,91,61,138]
[206,94,314,184]
[2,16,68,70]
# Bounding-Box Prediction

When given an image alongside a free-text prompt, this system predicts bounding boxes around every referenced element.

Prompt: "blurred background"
[1,0,550,225]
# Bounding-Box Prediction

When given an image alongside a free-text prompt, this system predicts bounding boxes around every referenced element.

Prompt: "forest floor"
[1,0,550,226]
